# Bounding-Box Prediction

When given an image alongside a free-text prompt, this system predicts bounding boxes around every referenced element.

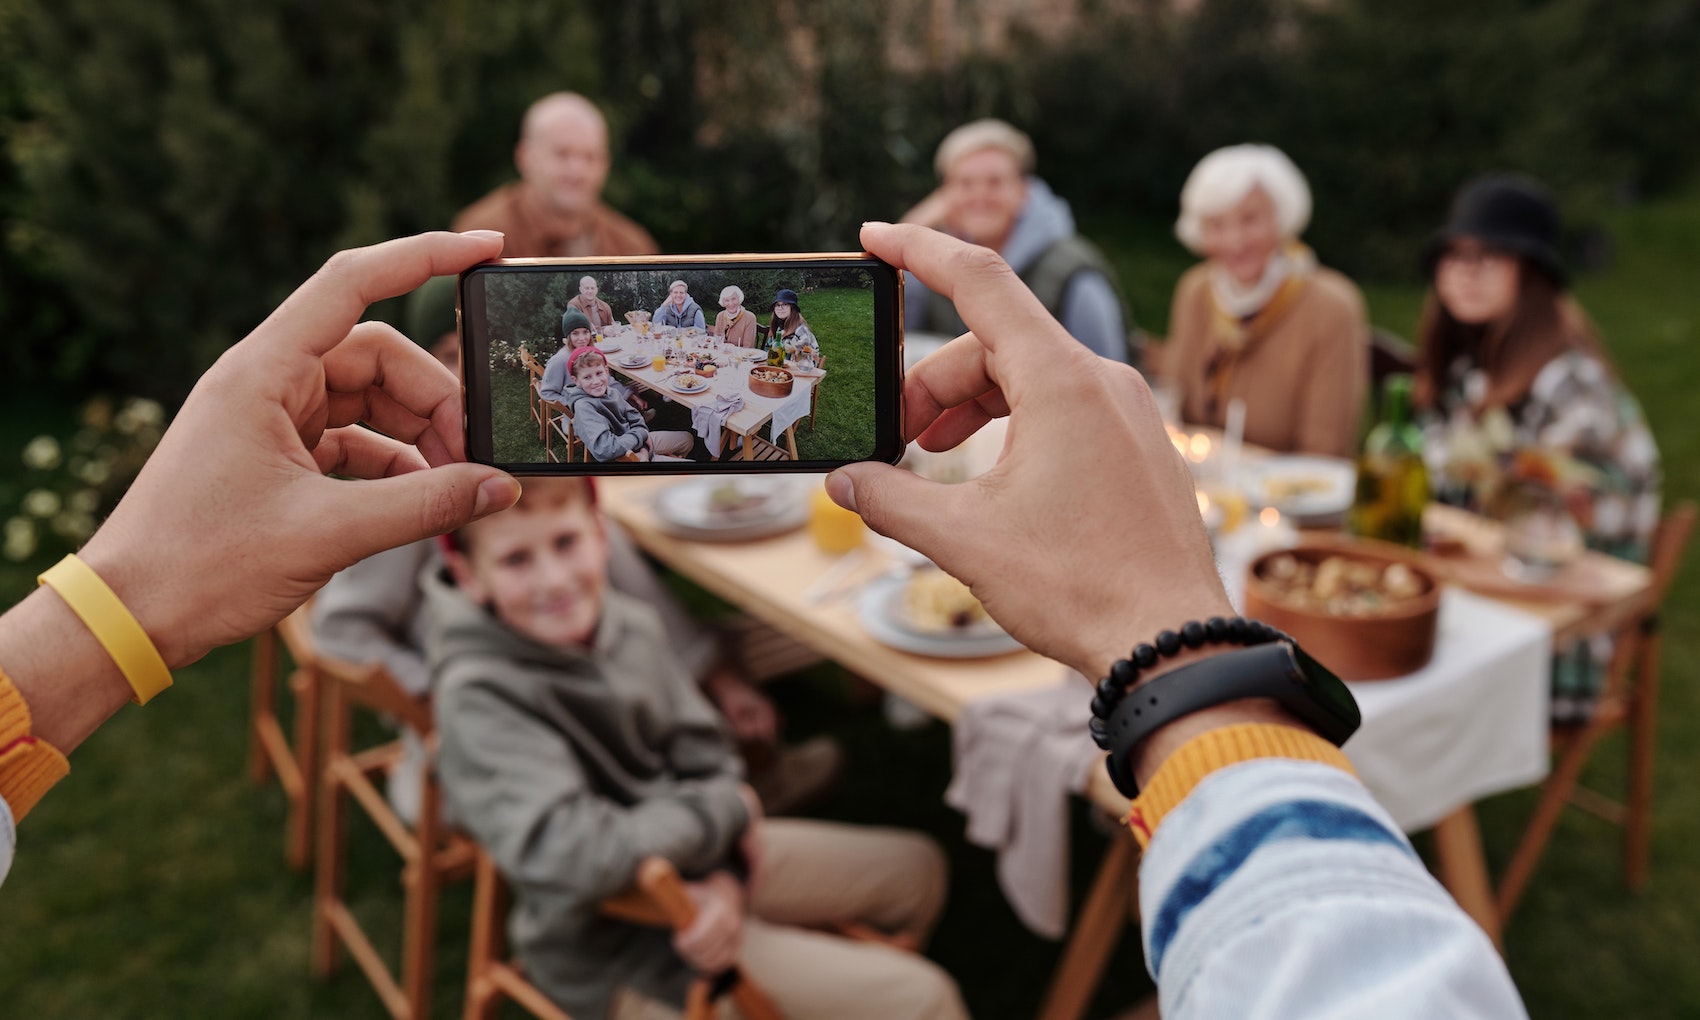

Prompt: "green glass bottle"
[764,329,786,367]
[1348,374,1430,548]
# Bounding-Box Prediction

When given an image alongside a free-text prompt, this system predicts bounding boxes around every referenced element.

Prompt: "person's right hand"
[674,871,745,974]
[77,230,522,670]
[828,223,1234,683]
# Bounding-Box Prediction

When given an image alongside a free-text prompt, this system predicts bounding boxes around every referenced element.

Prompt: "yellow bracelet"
[37,554,173,705]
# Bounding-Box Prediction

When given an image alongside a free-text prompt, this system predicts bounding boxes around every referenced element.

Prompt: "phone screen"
[460,256,904,474]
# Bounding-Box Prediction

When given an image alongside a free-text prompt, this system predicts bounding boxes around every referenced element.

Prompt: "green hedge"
[2,0,1695,400]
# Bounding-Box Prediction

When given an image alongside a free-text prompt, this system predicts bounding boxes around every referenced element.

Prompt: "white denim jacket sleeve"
[1140,759,1528,1019]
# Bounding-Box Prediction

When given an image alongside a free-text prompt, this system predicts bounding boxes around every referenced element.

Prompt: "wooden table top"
[599,469,1653,819]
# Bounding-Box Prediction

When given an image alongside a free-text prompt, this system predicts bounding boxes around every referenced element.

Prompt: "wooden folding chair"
[543,397,581,464]
[1495,501,1696,925]
[248,603,327,871]
[463,848,782,1020]
[313,660,476,1020]
[804,353,827,431]
[519,348,548,443]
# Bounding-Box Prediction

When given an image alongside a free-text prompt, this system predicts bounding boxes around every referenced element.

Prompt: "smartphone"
[460,254,904,474]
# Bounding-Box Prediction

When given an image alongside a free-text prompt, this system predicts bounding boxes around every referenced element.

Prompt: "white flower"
[50,513,96,541]
[23,489,62,519]
[2,517,36,562]
[76,459,111,486]
[22,435,62,470]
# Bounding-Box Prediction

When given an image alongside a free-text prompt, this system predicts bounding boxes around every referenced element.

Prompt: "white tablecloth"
[1216,536,1554,831]
[1343,589,1553,830]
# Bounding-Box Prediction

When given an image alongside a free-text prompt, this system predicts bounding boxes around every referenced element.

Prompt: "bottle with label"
[765,330,786,367]
[1348,373,1430,548]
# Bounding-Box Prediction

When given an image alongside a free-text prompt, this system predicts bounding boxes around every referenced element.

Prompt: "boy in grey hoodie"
[563,347,694,462]
[428,480,967,1020]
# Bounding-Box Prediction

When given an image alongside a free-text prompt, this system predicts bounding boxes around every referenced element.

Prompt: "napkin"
[691,392,745,453]
[944,672,1101,938]
[768,380,816,441]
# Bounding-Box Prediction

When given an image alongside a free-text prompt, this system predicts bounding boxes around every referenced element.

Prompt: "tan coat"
[568,295,617,331]
[1165,263,1369,458]
[452,181,659,258]
[713,308,759,347]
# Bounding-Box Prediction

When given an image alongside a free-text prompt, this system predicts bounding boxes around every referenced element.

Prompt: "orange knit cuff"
[1123,723,1355,849]
[0,665,71,821]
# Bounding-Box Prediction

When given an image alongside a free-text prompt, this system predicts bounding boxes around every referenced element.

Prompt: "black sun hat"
[1422,174,1568,287]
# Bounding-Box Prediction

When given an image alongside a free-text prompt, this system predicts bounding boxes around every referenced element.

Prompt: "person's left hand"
[77,230,521,668]
[708,670,780,745]
[674,871,745,974]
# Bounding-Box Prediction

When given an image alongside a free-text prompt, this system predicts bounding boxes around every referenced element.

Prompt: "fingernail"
[825,471,857,513]
[474,475,521,517]
[461,229,505,241]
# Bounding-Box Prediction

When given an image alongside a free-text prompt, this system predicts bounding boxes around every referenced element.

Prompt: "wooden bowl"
[748,365,795,398]
[1243,542,1441,681]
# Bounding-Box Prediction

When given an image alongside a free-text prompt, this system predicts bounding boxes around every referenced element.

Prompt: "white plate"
[614,354,651,369]
[856,573,1023,659]
[651,478,808,541]
[596,338,623,353]
[1242,455,1358,517]
[671,377,710,394]
[739,348,768,362]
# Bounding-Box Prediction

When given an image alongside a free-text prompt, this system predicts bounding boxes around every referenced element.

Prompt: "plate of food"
[615,352,651,369]
[857,568,1023,658]
[737,347,769,362]
[671,373,710,394]
[651,478,808,541]
[1241,456,1357,518]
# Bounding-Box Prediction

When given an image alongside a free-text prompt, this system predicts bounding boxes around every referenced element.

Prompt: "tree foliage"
[1,0,1695,399]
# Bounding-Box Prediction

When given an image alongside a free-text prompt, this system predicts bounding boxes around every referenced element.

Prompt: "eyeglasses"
[1438,245,1514,273]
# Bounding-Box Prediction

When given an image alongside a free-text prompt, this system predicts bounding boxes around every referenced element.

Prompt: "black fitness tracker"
[1100,641,1362,797]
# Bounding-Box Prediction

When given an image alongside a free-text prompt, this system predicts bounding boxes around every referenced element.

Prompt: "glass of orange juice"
[810,485,865,553]
[650,353,666,372]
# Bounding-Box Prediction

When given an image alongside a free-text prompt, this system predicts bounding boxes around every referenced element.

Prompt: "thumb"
[314,465,521,564]
[827,463,963,555]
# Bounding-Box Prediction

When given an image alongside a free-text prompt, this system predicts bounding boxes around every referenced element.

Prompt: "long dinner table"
[595,327,822,462]
[597,457,1651,1019]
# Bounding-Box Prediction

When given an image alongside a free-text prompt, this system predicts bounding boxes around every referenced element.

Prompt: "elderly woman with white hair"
[1163,144,1369,457]
[901,119,1132,363]
[711,284,759,347]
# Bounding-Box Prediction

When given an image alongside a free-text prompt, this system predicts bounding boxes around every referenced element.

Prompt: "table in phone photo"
[598,329,823,461]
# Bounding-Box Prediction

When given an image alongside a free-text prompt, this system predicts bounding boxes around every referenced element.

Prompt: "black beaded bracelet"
[1088,616,1290,751]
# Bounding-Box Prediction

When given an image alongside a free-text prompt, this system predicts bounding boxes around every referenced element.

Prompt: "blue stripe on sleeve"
[1149,800,1413,973]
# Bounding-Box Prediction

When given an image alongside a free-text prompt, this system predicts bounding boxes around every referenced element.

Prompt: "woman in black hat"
[760,288,820,368]
[1416,175,1661,720]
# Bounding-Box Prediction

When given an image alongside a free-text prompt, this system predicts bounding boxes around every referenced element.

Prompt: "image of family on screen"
[485,268,877,464]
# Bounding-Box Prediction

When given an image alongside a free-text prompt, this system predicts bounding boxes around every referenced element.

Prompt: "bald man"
[453,92,659,257]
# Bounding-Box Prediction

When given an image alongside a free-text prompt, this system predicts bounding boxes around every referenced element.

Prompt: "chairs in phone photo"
[519,348,549,445]
[543,397,581,463]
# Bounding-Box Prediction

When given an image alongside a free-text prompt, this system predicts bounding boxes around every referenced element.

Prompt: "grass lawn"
[491,288,876,465]
[2,186,1699,1017]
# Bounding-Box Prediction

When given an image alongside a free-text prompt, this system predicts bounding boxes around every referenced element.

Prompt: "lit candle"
[1189,433,1213,463]
[1251,506,1297,554]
